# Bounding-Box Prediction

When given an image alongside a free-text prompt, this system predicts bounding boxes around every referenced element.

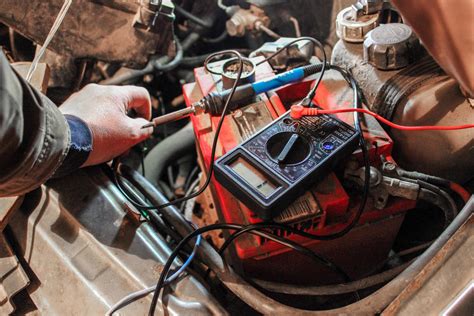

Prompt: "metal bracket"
[133,0,175,32]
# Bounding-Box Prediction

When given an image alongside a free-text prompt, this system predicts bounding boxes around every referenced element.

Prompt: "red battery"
[183,58,416,284]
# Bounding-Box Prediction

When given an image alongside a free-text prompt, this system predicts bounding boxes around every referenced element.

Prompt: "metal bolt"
[384,163,396,172]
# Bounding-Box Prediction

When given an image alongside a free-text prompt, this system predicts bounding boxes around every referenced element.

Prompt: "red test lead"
[290,105,474,131]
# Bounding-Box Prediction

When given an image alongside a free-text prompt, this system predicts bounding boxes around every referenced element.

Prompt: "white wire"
[217,0,228,10]
[105,235,202,316]
[26,0,72,82]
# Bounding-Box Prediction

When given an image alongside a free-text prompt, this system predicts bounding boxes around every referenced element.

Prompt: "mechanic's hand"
[60,84,153,167]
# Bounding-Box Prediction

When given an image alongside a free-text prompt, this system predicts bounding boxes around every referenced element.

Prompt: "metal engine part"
[225,5,271,37]
[332,18,474,183]
[5,168,225,315]
[0,0,176,68]
[336,6,379,43]
[363,23,422,70]
[250,37,315,70]
[237,0,355,48]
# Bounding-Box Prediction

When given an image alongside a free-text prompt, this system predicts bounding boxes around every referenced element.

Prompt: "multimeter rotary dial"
[266,132,310,165]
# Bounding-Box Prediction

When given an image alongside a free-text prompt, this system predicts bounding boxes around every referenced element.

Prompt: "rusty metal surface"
[0,0,174,68]
[383,212,474,315]
[331,39,407,111]
[0,233,30,315]
[390,77,474,183]
[7,167,225,315]
[331,37,474,183]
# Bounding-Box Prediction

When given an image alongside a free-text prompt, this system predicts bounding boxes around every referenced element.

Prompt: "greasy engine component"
[332,13,474,183]
[225,4,272,38]
[183,53,418,284]
[4,168,225,315]
[221,0,355,49]
[0,0,175,68]
[363,23,422,70]
[335,5,379,43]
[250,37,315,70]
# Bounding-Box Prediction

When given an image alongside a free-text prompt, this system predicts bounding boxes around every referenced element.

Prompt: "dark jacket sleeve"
[0,52,70,197]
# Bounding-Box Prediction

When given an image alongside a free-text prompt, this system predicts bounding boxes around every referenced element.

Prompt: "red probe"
[290,105,474,131]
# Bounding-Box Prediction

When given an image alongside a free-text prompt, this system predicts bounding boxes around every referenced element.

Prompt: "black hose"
[397,169,450,188]
[403,176,458,225]
[101,34,188,85]
[175,5,214,29]
[100,65,153,86]
[252,260,412,296]
[151,37,184,72]
[180,49,251,68]
[202,30,228,43]
[117,177,183,242]
[144,122,195,186]
[179,32,201,52]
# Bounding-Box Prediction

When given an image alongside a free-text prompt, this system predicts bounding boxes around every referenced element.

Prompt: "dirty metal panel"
[383,214,474,315]
[0,0,174,68]
[0,233,30,315]
[7,168,225,315]
[0,196,24,232]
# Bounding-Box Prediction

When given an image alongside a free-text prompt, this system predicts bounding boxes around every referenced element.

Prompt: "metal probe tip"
[141,122,155,129]
[141,106,196,129]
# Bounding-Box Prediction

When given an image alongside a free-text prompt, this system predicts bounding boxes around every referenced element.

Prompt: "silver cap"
[363,23,421,70]
[336,6,379,43]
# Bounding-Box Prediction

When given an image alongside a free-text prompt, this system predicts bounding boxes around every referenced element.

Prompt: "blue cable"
[106,235,202,315]
[165,234,202,283]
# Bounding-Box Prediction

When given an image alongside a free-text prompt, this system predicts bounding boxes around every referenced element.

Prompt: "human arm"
[392,0,474,97]
[0,52,153,197]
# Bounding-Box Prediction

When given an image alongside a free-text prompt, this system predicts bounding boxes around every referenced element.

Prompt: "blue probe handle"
[204,66,311,115]
[251,67,306,94]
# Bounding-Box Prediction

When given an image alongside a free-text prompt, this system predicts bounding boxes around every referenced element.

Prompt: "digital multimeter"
[214,110,360,220]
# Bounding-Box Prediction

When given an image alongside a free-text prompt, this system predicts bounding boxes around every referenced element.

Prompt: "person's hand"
[60,84,153,167]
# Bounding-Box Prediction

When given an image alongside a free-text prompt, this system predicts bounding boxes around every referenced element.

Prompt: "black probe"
[142,63,324,128]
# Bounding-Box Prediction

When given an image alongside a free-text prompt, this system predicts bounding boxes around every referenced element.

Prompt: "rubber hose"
[144,122,195,186]
[252,261,412,296]
[175,5,213,29]
[418,188,456,228]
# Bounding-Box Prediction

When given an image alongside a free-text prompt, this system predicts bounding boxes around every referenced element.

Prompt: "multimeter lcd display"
[230,157,279,197]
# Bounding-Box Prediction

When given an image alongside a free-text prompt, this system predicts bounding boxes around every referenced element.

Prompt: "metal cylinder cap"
[336,6,379,43]
[226,15,246,37]
[363,23,421,70]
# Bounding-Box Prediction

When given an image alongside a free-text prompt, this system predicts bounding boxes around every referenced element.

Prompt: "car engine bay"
[0,0,473,315]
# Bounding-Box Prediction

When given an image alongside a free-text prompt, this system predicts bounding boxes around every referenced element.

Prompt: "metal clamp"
[133,0,175,32]
[345,163,420,209]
